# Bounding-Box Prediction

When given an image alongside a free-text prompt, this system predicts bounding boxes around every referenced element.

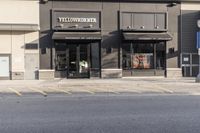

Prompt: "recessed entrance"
[67,44,90,78]
[55,42,100,78]
[55,43,90,78]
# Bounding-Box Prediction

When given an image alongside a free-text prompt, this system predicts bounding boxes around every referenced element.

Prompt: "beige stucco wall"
[0,31,12,54]
[11,31,25,72]
[25,31,39,54]
[181,3,200,10]
[0,0,39,79]
[0,31,39,72]
[0,0,39,25]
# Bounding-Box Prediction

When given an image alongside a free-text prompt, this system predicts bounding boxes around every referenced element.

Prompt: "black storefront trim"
[52,32,102,40]
[123,32,172,41]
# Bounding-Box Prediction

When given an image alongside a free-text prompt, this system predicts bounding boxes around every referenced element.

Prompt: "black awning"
[123,32,172,41]
[52,32,102,40]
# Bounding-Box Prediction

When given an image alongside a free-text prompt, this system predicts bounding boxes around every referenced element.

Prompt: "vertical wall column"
[166,4,182,78]
[11,31,25,80]
[101,1,122,78]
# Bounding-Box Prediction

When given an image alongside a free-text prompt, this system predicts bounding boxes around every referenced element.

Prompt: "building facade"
[0,0,40,80]
[39,0,189,79]
[0,0,199,80]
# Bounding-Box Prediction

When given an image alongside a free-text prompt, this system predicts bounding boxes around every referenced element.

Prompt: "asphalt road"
[0,94,200,133]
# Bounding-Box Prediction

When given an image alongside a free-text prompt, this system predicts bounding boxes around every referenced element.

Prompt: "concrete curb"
[0,78,199,96]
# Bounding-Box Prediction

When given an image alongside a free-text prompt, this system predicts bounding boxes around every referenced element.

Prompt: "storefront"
[0,0,199,80]
[51,10,102,78]
[39,0,182,79]
[121,12,172,76]
[122,41,168,76]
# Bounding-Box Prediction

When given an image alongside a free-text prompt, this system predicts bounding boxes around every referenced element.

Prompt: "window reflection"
[122,42,165,70]
[132,43,154,69]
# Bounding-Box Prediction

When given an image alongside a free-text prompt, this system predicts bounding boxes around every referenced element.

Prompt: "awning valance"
[52,32,102,40]
[123,32,172,41]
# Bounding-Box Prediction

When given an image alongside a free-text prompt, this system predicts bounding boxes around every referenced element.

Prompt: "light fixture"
[74,24,78,28]
[140,26,145,29]
[155,26,159,29]
[89,24,93,28]
[127,26,131,29]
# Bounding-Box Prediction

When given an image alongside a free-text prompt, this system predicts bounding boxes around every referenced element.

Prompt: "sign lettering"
[58,17,97,23]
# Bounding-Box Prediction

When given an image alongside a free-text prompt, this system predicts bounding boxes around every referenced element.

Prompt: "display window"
[122,42,166,71]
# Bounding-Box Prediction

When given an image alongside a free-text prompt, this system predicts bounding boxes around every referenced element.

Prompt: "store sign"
[58,17,97,23]
[53,10,101,30]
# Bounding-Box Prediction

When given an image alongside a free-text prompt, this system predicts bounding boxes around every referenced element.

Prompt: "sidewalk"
[0,77,199,96]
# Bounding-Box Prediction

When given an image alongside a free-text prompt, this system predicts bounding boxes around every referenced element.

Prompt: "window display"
[133,53,153,69]
[122,42,165,71]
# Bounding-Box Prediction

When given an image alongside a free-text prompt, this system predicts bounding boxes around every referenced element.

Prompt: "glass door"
[68,44,77,77]
[79,44,90,78]
[67,44,90,78]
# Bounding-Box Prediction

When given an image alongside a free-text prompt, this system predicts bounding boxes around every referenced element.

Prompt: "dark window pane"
[122,43,131,69]
[156,42,165,70]
[91,43,100,77]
